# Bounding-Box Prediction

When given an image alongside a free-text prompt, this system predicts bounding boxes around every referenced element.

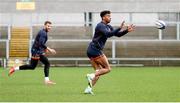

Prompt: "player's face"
[45,23,52,32]
[103,14,111,23]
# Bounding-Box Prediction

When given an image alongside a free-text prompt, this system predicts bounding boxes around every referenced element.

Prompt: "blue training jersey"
[90,22,128,50]
[31,29,48,55]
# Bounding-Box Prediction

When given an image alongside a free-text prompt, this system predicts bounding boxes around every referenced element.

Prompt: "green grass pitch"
[0,67,180,102]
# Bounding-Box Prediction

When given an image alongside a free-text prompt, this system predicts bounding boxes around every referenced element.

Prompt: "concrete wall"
[0,0,179,26]
[0,0,180,13]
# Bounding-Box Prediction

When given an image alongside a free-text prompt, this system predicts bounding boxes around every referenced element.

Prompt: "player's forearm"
[105,28,121,37]
[115,29,128,37]
[46,47,51,52]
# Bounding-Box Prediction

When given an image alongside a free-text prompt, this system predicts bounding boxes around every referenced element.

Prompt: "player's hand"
[47,47,56,55]
[120,21,125,29]
[127,24,135,32]
[49,49,56,55]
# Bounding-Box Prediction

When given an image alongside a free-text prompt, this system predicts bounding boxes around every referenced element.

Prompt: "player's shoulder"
[96,22,106,28]
[38,29,46,35]
[40,29,46,33]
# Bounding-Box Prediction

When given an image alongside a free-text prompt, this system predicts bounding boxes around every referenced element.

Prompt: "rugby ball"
[155,20,166,30]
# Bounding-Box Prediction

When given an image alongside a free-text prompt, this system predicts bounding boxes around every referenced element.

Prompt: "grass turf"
[0,67,180,102]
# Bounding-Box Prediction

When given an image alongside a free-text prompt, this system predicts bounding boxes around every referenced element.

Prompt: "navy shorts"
[31,48,45,59]
[87,44,103,59]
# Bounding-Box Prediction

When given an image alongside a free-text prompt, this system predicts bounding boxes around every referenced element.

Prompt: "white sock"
[14,67,19,71]
[87,85,91,89]
[96,69,99,72]
[90,73,95,79]
[45,77,49,81]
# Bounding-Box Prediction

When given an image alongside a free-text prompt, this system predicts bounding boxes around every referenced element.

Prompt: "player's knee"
[48,62,50,67]
[45,62,50,68]
[107,66,111,73]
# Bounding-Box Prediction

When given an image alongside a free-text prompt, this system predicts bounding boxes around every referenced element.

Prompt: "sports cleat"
[8,67,15,76]
[86,74,93,87]
[84,86,94,95]
[45,80,56,85]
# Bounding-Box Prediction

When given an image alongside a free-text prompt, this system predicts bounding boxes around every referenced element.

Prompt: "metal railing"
[30,38,180,66]
[0,19,180,66]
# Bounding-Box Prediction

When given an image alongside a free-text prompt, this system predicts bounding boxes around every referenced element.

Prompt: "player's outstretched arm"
[99,25,120,38]
[115,23,135,37]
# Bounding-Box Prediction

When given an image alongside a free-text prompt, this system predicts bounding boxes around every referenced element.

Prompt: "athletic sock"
[88,85,91,89]
[14,67,19,71]
[90,73,95,79]
[45,77,49,81]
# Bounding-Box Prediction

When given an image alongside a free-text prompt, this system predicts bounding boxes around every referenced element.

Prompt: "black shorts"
[87,44,103,59]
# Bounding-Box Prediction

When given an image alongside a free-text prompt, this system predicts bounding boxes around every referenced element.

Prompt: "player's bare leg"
[85,54,111,95]
[91,54,111,86]
[86,54,111,87]
[84,57,102,95]
[90,60,102,86]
